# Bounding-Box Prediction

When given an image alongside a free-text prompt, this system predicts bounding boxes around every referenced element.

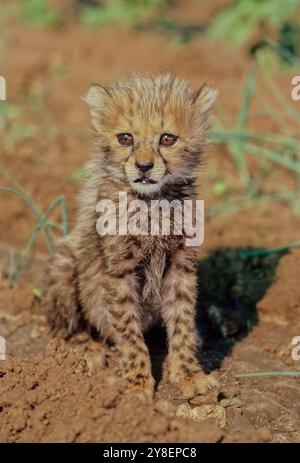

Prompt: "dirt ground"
[1,0,300,443]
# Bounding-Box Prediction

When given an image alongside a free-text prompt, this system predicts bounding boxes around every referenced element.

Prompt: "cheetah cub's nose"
[135,161,154,173]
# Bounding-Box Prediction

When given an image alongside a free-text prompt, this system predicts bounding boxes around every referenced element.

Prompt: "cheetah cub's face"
[85,75,217,197]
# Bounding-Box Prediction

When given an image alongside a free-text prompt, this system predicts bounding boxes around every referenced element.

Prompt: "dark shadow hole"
[196,247,285,373]
[147,246,285,381]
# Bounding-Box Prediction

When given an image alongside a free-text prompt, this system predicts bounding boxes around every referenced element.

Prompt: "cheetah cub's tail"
[42,238,81,338]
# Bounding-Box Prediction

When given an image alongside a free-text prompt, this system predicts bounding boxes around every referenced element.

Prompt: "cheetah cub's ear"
[83,85,108,109]
[193,84,218,112]
[82,84,109,130]
[192,84,218,133]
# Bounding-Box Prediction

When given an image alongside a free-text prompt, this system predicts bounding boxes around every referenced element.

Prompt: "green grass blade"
[235,371,300,378]
[11,195,68,286]
[0,185,55,255]
[231,67,256,185]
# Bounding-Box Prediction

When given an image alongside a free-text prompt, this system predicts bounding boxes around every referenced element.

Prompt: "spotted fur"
[43,74,218,401]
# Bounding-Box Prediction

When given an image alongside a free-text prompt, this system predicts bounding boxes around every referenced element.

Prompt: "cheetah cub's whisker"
[43,74,219,402]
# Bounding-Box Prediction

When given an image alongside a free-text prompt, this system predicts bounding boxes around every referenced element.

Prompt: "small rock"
[176,403,226,429]
[84,352,107,375]
[102,391,120,409]
[220,398,243,408]
[45,339,66,355]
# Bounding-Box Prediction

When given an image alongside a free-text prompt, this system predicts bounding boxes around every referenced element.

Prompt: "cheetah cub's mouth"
[129,175,164,196]
[133,177,158,185]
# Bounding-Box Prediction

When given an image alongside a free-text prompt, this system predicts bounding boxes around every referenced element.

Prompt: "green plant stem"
[246,143,300,174]
[11,195,67,286]
[237,240,300,257]
[235,372,300,378]
[211,132,300,175]
[211,129,300,151]
[207,190,300,219]
[0,185,55,255]
[231,67,256,185]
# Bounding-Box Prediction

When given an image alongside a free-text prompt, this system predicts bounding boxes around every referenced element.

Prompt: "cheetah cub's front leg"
[162,251,219,399]
[107,271,154,402]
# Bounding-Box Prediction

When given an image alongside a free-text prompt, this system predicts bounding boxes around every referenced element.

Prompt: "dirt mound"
[0,339,222,443]
[1,248,300,442]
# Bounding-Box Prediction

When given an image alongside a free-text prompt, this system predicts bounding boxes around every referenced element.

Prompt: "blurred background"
[1,0,300,284]
[1,3,300,444]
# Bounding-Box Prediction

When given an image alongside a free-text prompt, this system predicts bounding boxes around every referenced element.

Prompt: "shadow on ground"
[147,247,285,383]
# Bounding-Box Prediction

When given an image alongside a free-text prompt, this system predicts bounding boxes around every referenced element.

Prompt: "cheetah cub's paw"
[168,365,219,399]
[179,371,219,399]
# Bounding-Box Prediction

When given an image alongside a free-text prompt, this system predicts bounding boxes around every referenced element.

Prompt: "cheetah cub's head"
[85,75,217,197]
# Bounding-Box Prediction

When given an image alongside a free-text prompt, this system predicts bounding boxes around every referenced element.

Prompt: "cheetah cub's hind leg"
[43,238,81,338]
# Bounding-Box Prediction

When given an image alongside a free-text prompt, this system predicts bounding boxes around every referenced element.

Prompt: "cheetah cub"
[43,74,218,401]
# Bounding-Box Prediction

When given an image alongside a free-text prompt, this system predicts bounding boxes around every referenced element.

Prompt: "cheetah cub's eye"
[160,133,178,147]
[117,133,134,146]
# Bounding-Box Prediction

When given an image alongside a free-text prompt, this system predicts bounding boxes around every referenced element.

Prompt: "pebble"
[84,352,107,375]
[176,403,227,429]
[220,398,243,408]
